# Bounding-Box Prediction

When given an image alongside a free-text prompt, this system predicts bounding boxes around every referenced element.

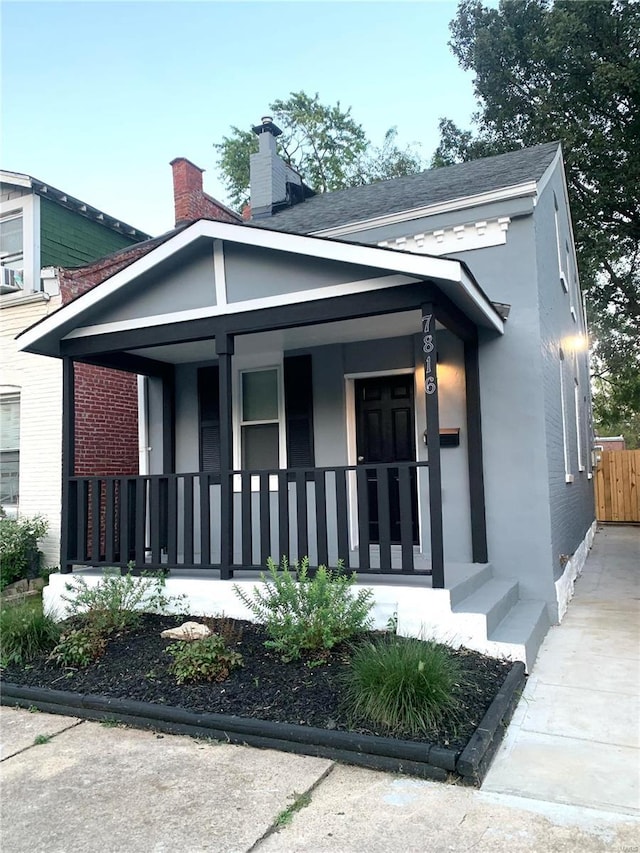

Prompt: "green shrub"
[0,599,61,665]
[0,514,48,591]
[165,634,243,684]
[49,626,106,668]
[61,567,181,635]
[234,556,374,661]
[342,636,465,736]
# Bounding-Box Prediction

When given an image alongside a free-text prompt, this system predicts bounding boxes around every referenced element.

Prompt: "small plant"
[234,556,374,661]
[386,610,398,635]
[33,734,52,745]
[0,600,61,666]
[165,634,243,684]
[0,513,48,590]
[61,567,181,635]
[201,614,243,647]
[342,636,465,736]
[275,791,312,828]
[49,626,107,668]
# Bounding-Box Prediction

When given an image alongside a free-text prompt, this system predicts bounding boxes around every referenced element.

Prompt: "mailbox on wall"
[423,428,460,448]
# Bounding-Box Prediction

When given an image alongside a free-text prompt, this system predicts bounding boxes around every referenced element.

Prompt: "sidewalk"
[482,524,640,815]
[1,525,638,852]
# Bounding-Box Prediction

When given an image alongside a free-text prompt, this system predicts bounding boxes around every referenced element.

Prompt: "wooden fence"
[594,450,640,523]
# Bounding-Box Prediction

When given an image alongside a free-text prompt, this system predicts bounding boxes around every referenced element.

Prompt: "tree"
[433,0,640,438]
[214,91,423,210]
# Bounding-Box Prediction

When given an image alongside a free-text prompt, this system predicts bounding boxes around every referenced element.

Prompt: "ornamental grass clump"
[234,556,374,661]
[343,635,466,736]
[0,599,61,666]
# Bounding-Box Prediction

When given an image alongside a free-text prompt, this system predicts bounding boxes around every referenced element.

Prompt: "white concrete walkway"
[483,524,640,815]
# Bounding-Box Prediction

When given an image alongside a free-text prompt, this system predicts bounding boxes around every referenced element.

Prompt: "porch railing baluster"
[77,480,88,563]
[315,470,328,567]
[119,478,129,566]
[90,478,101,564]
[295,471,308,562]
[150,477,161,565]
[335,469,349,569]
[183,474,194,566]
[166,476,178,564]
[199,473,211,566]
[105,479,115,564]
[376,467,392,571]
[259,473,270,567]
[356,466,370,571]
[134,477,146,568]
[277,471,289,562]
[398,465,414,573]
[241,472,252,567]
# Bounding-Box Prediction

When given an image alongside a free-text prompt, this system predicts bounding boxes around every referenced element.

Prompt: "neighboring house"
[594,435,626,453]
[0,171,150,563]
[20,123,595,668]
[1,163,239,567]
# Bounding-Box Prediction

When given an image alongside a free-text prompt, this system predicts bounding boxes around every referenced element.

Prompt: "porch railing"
[64,461,431,578]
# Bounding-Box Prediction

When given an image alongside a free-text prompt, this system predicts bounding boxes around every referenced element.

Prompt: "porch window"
[241,368,281,469]
[0,392,20,508]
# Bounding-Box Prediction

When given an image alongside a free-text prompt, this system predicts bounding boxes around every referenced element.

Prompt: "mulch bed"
[1,613,513,752]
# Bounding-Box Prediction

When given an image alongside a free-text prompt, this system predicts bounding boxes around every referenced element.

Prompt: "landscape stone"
[160,621,212,641]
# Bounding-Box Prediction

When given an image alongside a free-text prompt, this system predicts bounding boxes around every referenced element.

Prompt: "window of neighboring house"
[240,368,282,469]
[559,349,573,483]
[0,214,24,290]
[0,392,20,509]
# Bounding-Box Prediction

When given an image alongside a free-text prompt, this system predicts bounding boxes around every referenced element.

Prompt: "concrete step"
[452,578,520,637]
[488,599,550,671]
[446,562,495,607]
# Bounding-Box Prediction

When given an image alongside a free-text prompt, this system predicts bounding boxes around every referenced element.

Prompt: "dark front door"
[355,374,418,544]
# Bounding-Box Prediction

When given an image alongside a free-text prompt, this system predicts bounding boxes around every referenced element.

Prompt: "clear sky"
[2,0,481,236]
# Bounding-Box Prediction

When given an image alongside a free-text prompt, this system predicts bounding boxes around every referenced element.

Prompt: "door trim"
[344,368,424,551]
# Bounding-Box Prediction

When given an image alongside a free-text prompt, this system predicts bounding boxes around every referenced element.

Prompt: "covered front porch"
[19,220,505,589]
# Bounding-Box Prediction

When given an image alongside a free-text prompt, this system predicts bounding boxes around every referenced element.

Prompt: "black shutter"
[198,366,220,478]
[284,355,315,468]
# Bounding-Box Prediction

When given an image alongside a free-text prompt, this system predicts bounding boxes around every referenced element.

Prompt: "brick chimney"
[170,157,241,227]
[249,117,314,219]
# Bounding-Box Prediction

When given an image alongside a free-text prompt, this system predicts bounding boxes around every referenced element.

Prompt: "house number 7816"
[422,313,437,395]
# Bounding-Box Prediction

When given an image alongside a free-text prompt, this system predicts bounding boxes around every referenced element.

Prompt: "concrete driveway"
[2,525,638,852]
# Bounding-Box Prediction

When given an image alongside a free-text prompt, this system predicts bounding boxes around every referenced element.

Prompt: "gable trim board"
[313,181,539,239]
[17,220,504,358]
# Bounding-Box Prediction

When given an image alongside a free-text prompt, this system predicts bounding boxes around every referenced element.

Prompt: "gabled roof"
[258,142,560,235]
[17,218,504,357]
[0,169,151,241]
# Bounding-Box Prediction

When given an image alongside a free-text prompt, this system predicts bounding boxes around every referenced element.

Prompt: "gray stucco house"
[20,122,595,669]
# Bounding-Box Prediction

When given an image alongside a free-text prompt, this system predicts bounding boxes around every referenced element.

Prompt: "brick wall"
[59,243,157,477]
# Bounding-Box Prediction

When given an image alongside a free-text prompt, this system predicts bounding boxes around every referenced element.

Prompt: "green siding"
[40,197,144,267]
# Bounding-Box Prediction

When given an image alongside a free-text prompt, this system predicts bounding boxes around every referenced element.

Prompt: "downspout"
[137,375,150,475]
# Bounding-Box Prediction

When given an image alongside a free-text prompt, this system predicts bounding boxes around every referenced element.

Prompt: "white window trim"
[559,351,573,483]
[574,379,585,472]
[232,358,286,492]
[0,388,21,512]
[0,194,40,294]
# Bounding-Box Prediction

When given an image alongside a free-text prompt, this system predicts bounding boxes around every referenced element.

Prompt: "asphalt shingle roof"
[259,142,560,234]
